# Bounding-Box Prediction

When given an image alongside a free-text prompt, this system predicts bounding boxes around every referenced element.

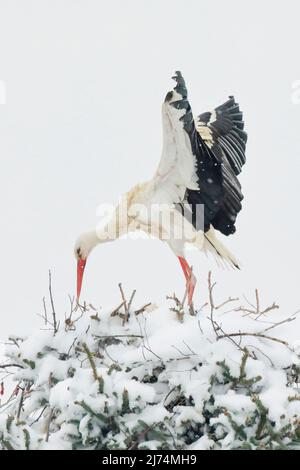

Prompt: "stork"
[75,72,247,306]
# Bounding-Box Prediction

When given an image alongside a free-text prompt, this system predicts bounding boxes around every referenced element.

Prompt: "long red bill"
[77,259,87,300]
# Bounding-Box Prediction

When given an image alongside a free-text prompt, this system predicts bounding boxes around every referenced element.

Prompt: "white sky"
[0,0,300,339]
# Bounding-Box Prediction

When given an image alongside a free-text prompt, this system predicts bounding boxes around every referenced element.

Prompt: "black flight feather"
[169,71,247,236]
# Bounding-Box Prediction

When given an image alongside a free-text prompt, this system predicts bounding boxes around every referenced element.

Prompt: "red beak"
[77,259,87,300]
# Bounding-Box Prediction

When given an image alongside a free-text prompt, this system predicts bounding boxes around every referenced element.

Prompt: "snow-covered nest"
[1,276,300,450]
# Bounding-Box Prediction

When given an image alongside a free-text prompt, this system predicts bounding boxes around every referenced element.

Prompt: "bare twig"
[255,289,260,315]
[243,293,256,311]
[217,331,289,347]
[199,302,208,312]
[65,295,89,330]
[182,341,196,355]
[198,319,204,335]
[208,271,219,338]
[207,272,256,357]
[103,345,119,364]
[42,297,48,325]
[213,320,248,354]
[246,344,274,367]
[134,303,152,316]
[64,295,76,328]
[0,363,24,370]
[48,270,58,334]
[206,274,290,356]
[171,342,196,357]
[136,316,162,361]
[37,314,55,329]
[166,294,181,308]
[137,319,147,362]
[235,289,279,319]
[215,297,239,310]
[127,290,136,312]
[167,294,185,322]
[119,283,129,325]
[67,337,78,357]
[75,300,88,313]
[167,275,196,320]
[94,334,143,339]
[143,317,162,361]
[30,405,48,426]
[171,345,192,357]
[262,314,298,334]
[256,302,280,318]
[110,301,126,317]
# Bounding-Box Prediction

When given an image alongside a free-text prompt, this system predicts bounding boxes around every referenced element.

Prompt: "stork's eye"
[76,247,82,258]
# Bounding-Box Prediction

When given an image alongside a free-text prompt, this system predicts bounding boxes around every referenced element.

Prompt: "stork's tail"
[203,228,240,270]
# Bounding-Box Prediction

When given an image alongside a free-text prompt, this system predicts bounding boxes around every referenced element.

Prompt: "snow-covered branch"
[1,274,300,450]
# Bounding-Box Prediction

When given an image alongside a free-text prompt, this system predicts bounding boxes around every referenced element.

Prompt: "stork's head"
[74,231,99,300]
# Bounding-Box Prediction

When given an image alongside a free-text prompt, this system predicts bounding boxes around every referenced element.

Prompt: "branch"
[67,337,78,356]
[30,405,48,426]
[235,289,279,318]
[208,271,219,338]
[136,316,162,361]
[255,288,260,315]
[217,331,289,347]
[0,363,24,370]
[262,315,297,334]
[134,303,152,316]
[215,297,239,310]
[42,297,48,325]
[110,301,126,317]
[94,334,143,339]
[207,272,256,358]
[48,270,58,334]
[127,289,136,311]
[167,294,185,322]
[118,283,129,325]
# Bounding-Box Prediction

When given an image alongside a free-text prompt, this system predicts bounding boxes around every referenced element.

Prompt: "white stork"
[75,71,247,306]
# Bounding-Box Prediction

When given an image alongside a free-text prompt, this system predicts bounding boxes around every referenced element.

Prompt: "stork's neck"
[84,223,120,250]
[80,229,103,252]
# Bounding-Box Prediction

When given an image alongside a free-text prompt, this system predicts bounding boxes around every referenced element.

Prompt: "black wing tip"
[173,70,183,79]
[164,71,187,103]
[172,70,187,99]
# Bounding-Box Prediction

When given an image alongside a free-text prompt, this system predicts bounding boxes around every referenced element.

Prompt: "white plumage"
[75,72,247,305]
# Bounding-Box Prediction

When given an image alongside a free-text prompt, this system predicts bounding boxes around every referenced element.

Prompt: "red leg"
[178,256,190,280]
[178,256,197,306]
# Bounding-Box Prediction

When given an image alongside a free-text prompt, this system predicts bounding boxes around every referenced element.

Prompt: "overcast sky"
[0,0,300,339]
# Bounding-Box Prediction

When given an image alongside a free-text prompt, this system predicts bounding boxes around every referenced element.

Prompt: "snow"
[190,434,214,450]
[1,283,300,450]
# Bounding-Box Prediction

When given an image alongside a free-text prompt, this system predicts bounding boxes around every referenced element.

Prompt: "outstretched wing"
[170,72,247,235]
[195,96,247,234]
[152,71,247,236]
[197,97,247,176]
